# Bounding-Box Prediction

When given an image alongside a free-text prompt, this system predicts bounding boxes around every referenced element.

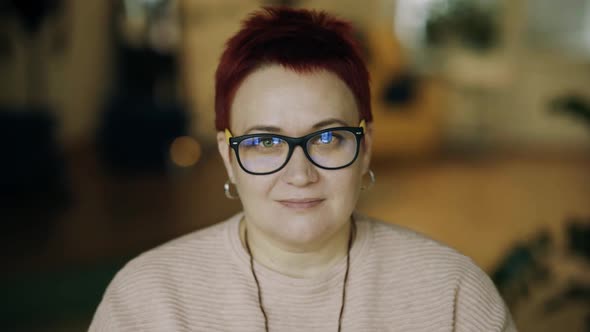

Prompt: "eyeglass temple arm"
[225,129,233,145]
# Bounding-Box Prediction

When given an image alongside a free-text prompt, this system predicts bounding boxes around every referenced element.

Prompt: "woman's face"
[217,65,372,249]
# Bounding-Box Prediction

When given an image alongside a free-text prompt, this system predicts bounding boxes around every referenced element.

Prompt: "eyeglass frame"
[225,120,366,175]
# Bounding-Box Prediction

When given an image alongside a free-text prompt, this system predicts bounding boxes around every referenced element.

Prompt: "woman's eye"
[259,137,281,148]
[320,132,332,143]
[314,132,338,144]
[261,138,273,147]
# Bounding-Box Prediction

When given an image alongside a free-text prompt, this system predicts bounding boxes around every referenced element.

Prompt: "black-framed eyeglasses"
[225,120,366,175]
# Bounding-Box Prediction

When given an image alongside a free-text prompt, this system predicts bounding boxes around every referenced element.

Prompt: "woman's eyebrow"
[243,118,350,135]
[311,118,349,129]
[243,125,282,135]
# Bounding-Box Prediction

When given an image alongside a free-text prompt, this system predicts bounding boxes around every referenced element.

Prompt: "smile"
[277,198,325,209]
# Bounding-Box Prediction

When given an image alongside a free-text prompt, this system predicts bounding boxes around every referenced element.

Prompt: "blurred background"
[0,0,589,331]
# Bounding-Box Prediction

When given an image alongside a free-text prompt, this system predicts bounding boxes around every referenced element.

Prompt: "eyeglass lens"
[237,129,358,174]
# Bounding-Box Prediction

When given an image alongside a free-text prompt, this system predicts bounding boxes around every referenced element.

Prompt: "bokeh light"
[169,136,201,167]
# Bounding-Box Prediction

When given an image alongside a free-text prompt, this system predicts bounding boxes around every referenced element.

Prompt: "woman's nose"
[281,146,319,186]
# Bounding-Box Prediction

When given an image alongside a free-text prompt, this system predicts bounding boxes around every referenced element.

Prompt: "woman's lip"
[277,199,325,208]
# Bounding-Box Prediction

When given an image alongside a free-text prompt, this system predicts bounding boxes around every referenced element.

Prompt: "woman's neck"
[239,218,354,278]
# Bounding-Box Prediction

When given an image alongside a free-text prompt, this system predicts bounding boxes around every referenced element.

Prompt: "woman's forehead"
[230,65,359,134]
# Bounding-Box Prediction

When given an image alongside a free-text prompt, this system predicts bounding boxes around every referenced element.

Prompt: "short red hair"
[214,7,372,131]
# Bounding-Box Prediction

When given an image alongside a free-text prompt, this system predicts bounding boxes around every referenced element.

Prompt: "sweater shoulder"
[364,215,462,255]
[360,214,484,277]
[106,215,237,294]
[355,215,514,331]
[91,215,246,330]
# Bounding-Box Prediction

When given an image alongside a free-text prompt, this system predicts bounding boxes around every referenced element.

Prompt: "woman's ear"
[361,122,373,175]
[217,131,235,182]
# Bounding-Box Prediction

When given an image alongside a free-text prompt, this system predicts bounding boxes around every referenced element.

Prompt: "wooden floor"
[4,147,590,331]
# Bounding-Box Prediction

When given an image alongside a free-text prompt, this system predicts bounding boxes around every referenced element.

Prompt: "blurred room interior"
[0,0,589,331]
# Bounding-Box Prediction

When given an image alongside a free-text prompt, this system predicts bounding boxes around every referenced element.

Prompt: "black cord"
[244,220,355,332]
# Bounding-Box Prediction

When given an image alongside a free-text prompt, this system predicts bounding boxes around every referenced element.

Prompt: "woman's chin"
[272,216,340,247]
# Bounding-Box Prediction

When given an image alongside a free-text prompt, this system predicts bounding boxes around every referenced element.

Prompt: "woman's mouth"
[277,198,325,209]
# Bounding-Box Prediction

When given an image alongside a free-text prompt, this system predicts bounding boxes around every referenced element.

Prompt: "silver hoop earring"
[224,180,239,200]
[361,169,376,192]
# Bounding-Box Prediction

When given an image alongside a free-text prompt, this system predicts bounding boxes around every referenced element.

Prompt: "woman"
[90,7,516,331]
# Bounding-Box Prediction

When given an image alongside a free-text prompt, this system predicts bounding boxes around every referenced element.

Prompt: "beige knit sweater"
[89,212,517,331]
